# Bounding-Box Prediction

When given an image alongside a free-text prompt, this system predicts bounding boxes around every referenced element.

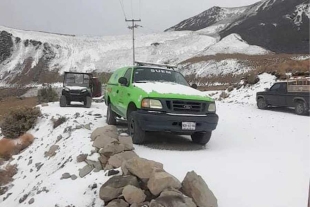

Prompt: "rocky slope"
[166,0,310,53]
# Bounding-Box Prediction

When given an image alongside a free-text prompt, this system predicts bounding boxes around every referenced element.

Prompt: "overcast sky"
[0,0,260,36]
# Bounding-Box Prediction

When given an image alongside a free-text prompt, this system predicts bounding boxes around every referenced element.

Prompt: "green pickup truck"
[105,62,219,145]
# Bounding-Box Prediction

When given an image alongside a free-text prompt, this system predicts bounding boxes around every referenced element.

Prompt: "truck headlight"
[141,99,163,109]
[81,89,87,93]
[64,87,70,91]
[208,103,216,112]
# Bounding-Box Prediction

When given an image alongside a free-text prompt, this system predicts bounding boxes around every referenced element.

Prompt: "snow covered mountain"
[0,25,271,85]
[166,0,310,53]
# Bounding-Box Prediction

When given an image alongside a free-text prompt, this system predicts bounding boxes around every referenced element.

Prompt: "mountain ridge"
[166,0,309,53]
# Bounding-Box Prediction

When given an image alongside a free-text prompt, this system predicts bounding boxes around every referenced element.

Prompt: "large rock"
[79,165,94,178]
[93,134,118,149]
[106,199,129,207]
[147,170,181,196]
[108,151,139,168]
[118,135,134,151]
[99,143,125,157]
[91,125,118,141]
[44,145,59,158]
[122,185,146,204]
[182,171,217,207]
[99,154,109,166]
[99,175,139,203]
[149,189,196,207]
[130,203,150,207]
[125,157,163,180]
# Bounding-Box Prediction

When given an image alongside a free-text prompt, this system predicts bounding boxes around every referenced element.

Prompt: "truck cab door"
[277,83,287,106]
[118,68,132,117]
[266,83,281,106]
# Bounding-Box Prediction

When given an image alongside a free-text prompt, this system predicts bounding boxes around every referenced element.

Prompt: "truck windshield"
[133,68,189,86]
[64,73,90,87]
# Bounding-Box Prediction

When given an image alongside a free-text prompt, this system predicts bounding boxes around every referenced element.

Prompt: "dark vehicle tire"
[66,100,71,105]
[106,104,117,125]
[85,97,92,108]
[191,132,212,145]
[257,98,267,109]
[295,101,307,115]
[60,95,67,107]
[128,111,145,144]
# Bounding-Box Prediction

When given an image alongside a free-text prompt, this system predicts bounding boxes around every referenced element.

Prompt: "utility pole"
[125,19,141,66]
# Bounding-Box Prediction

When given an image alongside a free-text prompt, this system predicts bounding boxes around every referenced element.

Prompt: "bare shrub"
[0,107,41,139]
[0,164,17,186]
[52,117,67,129]
[219,91,229,100]
[37,85,59,103]
[245,73,260,85]
[227,86,234,92]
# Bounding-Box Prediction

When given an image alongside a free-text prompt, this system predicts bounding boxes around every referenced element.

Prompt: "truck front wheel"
[191,132,212,145]
[60,95,67,107]
[106,104,117,125]
[257,98,267,109]
[85,96,92,108]
[128,111,145,144]
[295,101,307,115]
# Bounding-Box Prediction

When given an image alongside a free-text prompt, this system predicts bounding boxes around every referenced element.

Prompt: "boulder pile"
[83,125,218,207]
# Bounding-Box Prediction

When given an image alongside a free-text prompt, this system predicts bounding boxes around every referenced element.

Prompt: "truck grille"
[166,100,206,113]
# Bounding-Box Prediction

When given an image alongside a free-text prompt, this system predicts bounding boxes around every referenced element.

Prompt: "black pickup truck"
[256,81,310,115]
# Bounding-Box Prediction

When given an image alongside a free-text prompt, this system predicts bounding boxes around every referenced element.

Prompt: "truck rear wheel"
[128,111,145,144]
[257,98,267,109]
[106,104,117,125]
[191,132,212,145]
[295,101,307,115]
[60,95,67,107]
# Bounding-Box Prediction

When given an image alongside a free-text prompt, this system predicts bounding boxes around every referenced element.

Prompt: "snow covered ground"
[0,78,309,207]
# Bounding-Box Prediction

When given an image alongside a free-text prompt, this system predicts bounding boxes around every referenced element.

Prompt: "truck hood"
[133,82,213,101]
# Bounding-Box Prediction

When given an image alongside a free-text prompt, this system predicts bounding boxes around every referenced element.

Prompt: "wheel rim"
[296,104,303,114]
[258,99,265,108]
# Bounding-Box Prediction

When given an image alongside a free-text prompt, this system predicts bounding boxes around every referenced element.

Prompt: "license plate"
[182,122,196,130]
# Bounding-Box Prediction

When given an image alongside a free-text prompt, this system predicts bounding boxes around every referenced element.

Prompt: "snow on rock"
[0,25,217,81]
[202,33,270,55]
[0,102,108,207]
[181,59,251,77]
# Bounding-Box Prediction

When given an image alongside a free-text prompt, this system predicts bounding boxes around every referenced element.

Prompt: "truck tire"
[295,101,307,115]
[106,104,117,125]
[128,111,145,144]
[85,97,92,108]
[191,132,212,145]
[257,98,267,109]
[60,95,67,107]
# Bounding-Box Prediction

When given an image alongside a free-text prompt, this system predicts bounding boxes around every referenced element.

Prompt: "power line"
[118,0,127,20]
[131,0,134,19]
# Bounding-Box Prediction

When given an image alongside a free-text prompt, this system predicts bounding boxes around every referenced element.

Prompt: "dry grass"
[183,54,310,89]
[0,97,37,122]
[0,107,41,138]
[0,164,17,186]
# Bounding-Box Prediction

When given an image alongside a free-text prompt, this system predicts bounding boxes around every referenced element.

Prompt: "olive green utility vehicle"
[105,62,219,145]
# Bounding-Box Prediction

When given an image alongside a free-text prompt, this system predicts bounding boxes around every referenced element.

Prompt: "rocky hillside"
[166,0,310,53]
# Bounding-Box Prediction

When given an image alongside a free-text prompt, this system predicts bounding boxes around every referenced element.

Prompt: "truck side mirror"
[264,88,269,91]
[118,77,128,86]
